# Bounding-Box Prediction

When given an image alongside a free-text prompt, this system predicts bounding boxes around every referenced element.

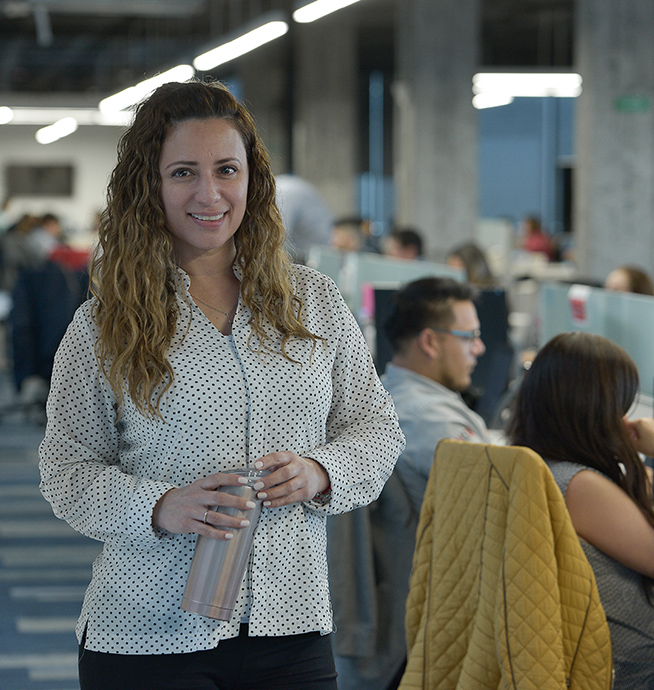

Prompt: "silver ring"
[203,510,209,524]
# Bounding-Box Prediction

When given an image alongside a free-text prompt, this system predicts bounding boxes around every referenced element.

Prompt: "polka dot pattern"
[39,264,405,654]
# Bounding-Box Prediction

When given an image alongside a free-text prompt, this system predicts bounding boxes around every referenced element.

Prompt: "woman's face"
[605,268,631,293]
[159,117,249,266]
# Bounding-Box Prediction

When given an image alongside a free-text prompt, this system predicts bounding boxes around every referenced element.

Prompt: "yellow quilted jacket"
[399,440,613,690]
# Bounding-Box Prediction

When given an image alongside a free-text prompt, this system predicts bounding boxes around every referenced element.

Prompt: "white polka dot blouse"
[39,263,405,654]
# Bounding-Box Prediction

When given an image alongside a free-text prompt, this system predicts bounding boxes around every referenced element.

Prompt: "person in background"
[331,216,366,253]
[328,277,488,690]
[520,214,555,260]
[331,216,382,254]
[382,276,489,511]
[0,214,42,292]
[275,173,334,264]
[446,241,495,286]
[384,227,424,260]
[0,196,13,234]
[39,79,405,690]
[27,212,64,261]
[604,264,654,296]
[2,210,85,409]
[507,332,654,689]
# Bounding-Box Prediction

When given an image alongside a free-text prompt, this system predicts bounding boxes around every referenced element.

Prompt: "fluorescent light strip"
[0,106,13,124]
[193,20,288,71]
[99,64,195,113]
[293,0,361,23]
[0,108,132,126]
[472,93,515,110]
[472,72,582,98]
[471,72,582,109]
[35,117,78,144]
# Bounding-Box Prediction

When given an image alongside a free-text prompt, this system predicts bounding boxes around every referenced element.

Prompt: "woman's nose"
[195,174,221,205]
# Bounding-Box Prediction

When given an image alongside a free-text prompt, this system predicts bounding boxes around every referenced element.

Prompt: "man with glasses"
[381,276,489,515]
[328,276,490,690]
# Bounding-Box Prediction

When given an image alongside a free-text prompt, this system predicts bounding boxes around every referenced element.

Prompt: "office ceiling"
[0,0,574,99]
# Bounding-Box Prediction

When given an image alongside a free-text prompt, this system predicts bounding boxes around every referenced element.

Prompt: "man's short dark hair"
[391,228,424,257]
[383,277,475,353]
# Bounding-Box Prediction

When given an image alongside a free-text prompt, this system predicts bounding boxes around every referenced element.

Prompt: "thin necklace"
[191,294,236,321]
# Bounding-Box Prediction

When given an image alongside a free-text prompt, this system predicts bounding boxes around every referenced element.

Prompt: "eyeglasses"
[431,327,482,342]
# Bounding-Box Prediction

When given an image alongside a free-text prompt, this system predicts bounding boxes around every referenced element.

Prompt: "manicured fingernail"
[263,501,271,507]
[224,532,233,540]
[245,501,256,509]
[257,492,267,500]
[238,476,249,484]
[253,482,264,490]
[255,461,263,469]
[240,519,250,527]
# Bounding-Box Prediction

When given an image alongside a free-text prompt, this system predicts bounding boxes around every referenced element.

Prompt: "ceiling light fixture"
[193,19,288,71]
[35,116,79,144]
[99,64,195,113]
[472,72,583,108]
[0,106,14,124]
[472,93,515,110]
[0,108,131,126]
[293,0,362,23]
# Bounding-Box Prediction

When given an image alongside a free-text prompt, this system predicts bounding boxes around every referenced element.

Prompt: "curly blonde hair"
[90,79,320,417]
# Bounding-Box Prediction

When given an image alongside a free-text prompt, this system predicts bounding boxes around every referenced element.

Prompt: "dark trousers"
[78,624,338,690]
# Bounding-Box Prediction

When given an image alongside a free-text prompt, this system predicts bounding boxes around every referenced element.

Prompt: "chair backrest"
[400,439,613,690]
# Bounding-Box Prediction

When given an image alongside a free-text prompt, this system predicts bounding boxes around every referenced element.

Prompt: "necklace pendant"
[190,292,236,321]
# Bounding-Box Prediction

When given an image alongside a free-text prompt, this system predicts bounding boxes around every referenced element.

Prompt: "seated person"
[328,277,490,690]
[382,276,490,513]
[507,332,654,689]
[520,214,556,260]
[331,217,365,252]
[27,212,64,261]
[330,216,381,253]
[384,228,424,260]
[446,241,495,286]
[605,264,654,296]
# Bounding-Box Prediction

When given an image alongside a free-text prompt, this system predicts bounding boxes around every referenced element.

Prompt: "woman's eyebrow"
[162,157,241,170]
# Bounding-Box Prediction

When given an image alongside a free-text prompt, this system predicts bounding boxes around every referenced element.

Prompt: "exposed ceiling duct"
[0,0,574,98]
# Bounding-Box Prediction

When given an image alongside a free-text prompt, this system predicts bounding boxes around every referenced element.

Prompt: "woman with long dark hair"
[507,331,654,688]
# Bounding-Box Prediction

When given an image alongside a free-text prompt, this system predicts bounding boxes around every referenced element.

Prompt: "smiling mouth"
[190,212,225,221]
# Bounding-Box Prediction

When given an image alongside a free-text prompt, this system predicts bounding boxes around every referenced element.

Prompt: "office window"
[6,164,74,197]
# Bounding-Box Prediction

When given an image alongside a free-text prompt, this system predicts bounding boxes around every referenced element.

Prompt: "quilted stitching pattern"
[400,441,613,690]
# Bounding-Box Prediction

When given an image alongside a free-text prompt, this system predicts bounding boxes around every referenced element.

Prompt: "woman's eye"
[219,165,237,175]
[171,168,191,178]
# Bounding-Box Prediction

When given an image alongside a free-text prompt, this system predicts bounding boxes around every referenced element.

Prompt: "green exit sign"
[614,95,651,112]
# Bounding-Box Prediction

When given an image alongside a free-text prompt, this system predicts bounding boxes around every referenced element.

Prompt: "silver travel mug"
[181,467,268,620]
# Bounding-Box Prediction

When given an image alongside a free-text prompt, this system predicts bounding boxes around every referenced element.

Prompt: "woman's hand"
[624,416,654,457]
[152,472,256,540]
[251,451,330,508]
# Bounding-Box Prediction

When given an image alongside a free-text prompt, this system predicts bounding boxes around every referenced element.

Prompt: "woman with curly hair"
[507,332,654,688]
[39,80,405,690]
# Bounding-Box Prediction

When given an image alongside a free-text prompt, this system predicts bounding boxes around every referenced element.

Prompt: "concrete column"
[394,0,480,260]
[240,39,292,173]
[575,0,654,280]
[291,18,359,217]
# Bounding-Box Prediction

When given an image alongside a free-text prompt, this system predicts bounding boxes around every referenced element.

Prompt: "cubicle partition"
[539,282,654,400]
[307,245,514,424]
[306,246,464,320]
